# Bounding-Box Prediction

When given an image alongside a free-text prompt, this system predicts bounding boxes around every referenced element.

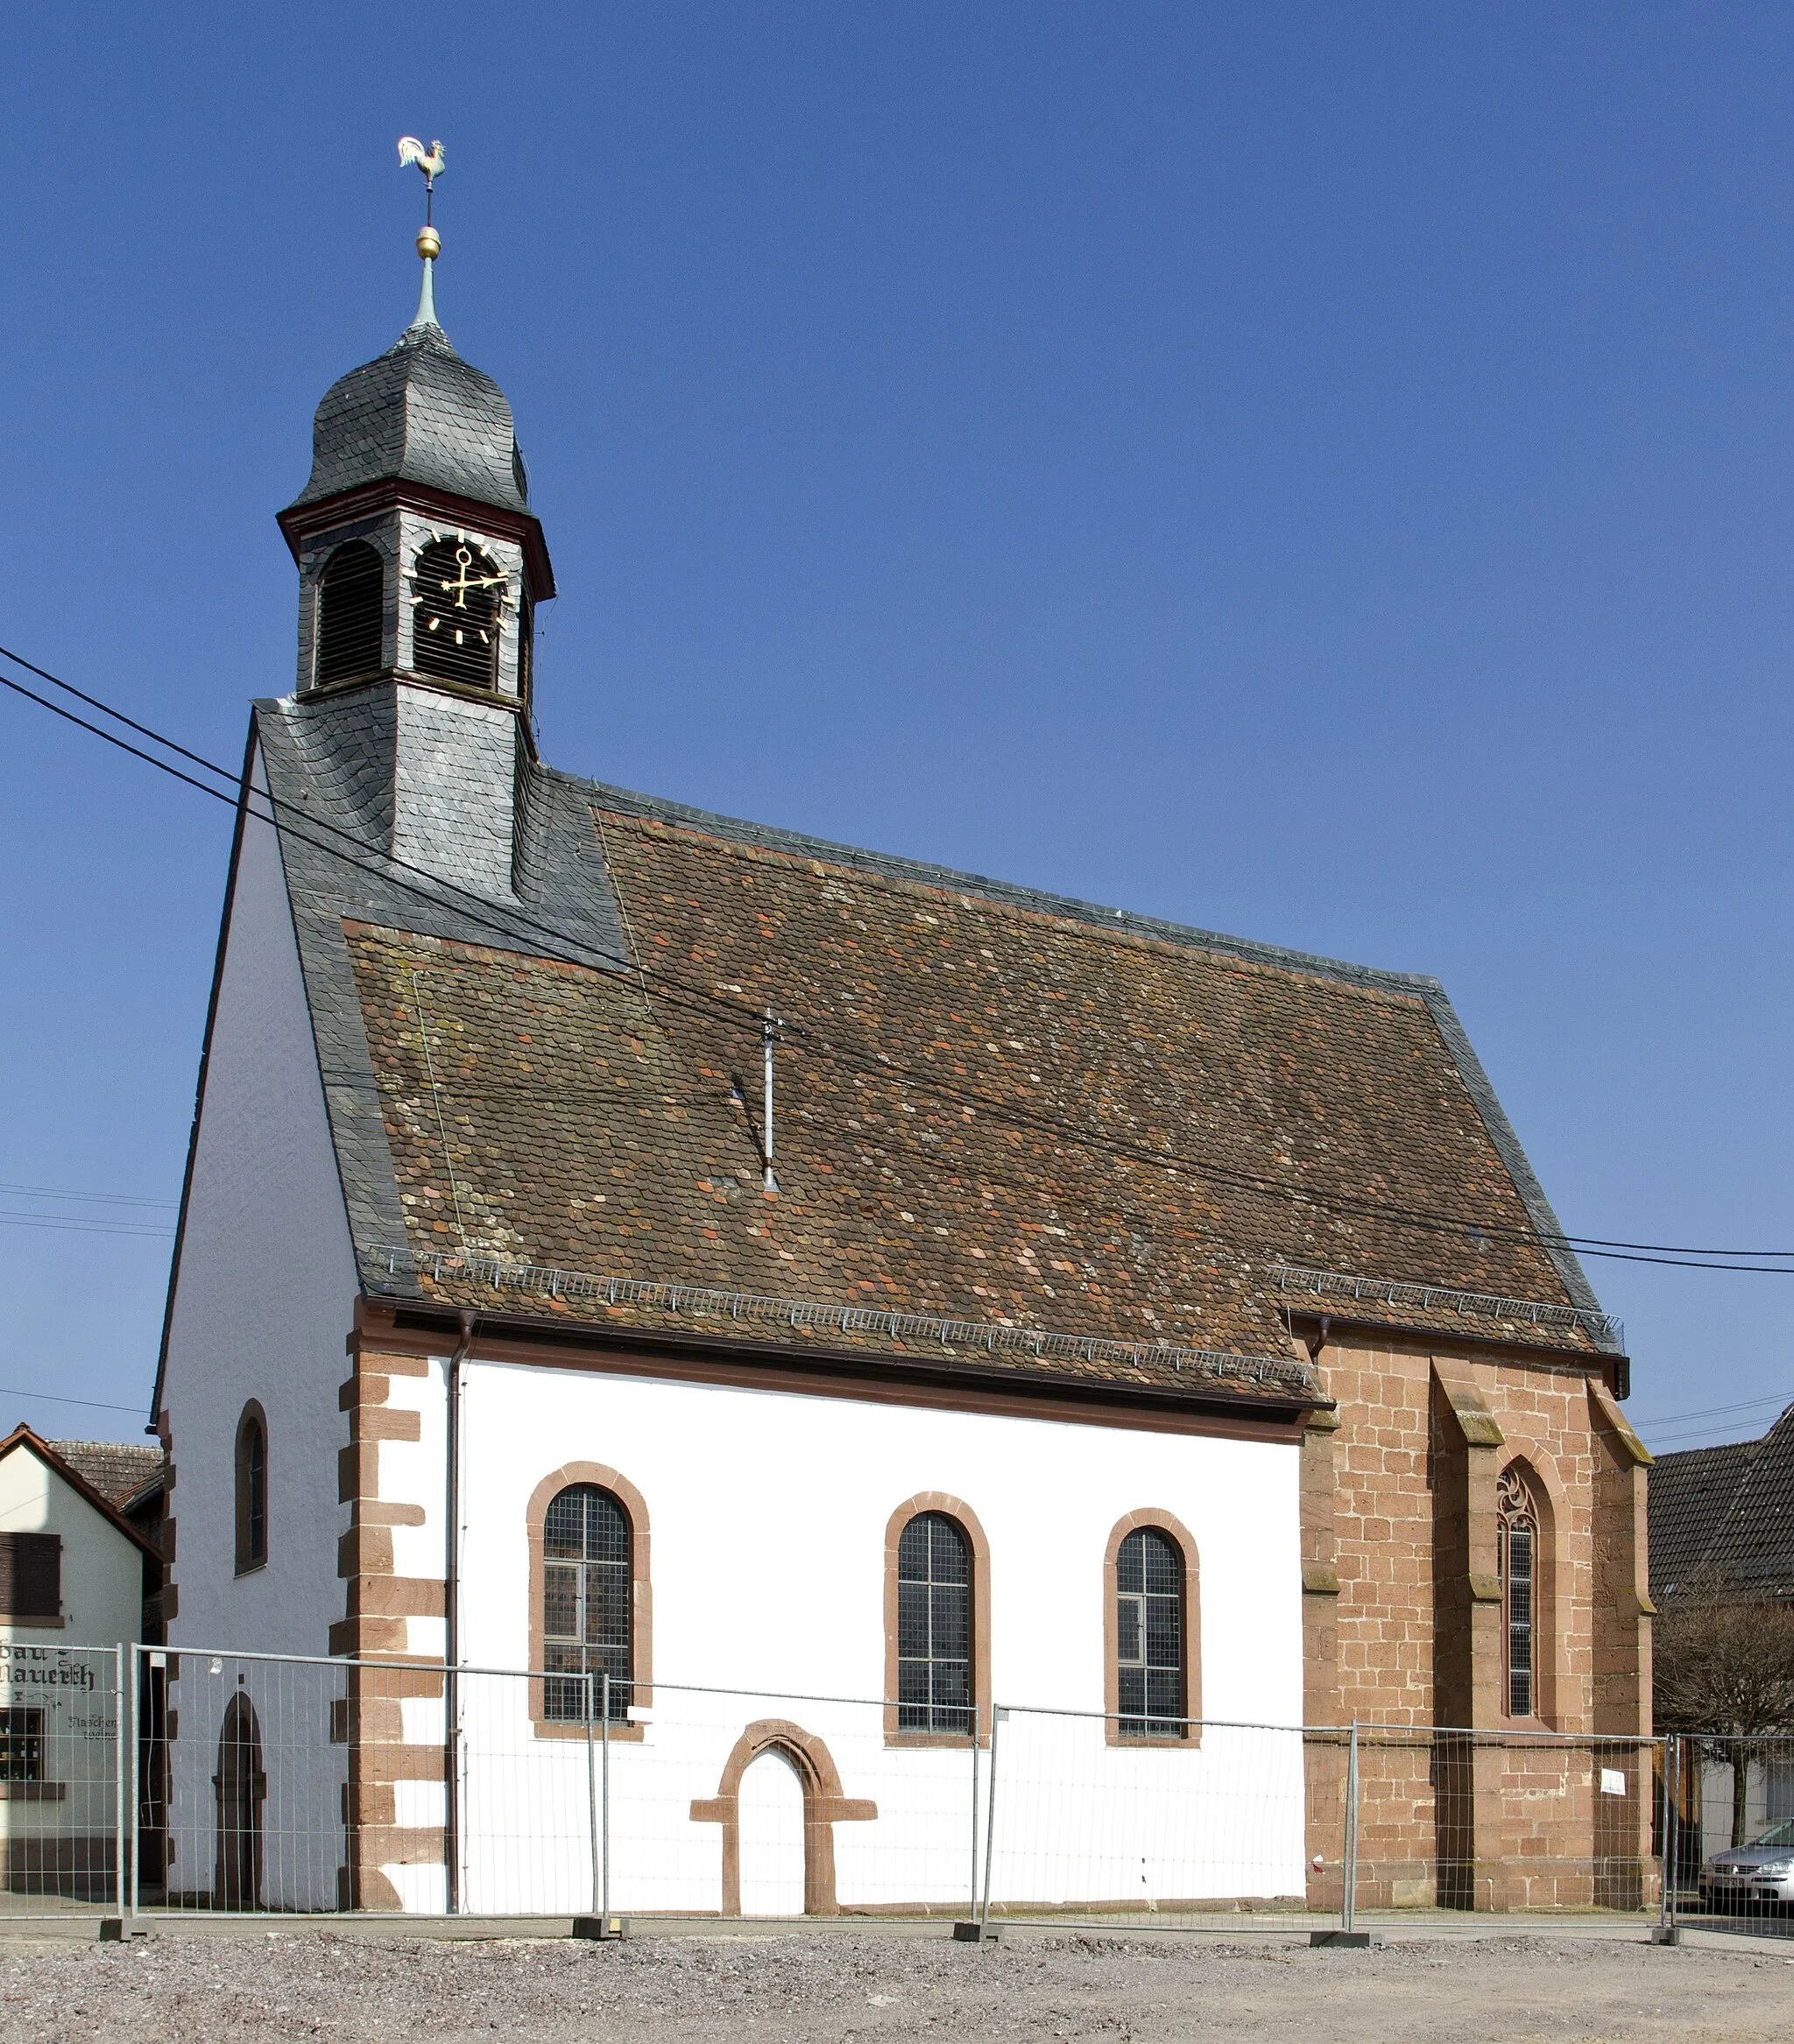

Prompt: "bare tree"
[1654,1585,1794,1846]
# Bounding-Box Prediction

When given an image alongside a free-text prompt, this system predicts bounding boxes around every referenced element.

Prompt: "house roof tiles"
[46,1440,162,1511]
[1649,1405,1794,1601]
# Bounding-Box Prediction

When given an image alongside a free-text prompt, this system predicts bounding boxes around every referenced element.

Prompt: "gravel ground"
[0,1930,1790,2043]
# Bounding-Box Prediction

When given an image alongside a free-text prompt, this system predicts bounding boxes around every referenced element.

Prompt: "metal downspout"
[445,1308,475,1914]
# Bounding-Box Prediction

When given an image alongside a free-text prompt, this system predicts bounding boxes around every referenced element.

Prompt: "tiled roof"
[1649,1405,1794,1601]
[286,321,529,515]
[240,685,1614,1406]
[46,1439,162,1511]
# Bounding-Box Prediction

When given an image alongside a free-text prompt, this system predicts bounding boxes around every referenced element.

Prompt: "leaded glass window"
[897,1512,973,1735]
[543,1484,632,1722]
[1117,1527,1184,1737]
[1498,1467,1536,1718]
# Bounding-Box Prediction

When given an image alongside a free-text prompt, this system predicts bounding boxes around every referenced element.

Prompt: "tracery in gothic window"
[1497,1465,1538,1718]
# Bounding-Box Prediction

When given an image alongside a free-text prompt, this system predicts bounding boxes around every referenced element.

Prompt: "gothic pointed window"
[313,541,385,687]
[1497,1466,1537,1718]
[896,1511,974,1735]
[542,1483,632,1722]
[410,536,506,689]
[235,1402,267,1575]
[1116,1527,1185,1737]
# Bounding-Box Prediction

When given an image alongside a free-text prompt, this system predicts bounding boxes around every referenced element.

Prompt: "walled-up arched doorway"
[738,1749,806,1915]
[213,1692,265,1908]
[690,1719,877,1916]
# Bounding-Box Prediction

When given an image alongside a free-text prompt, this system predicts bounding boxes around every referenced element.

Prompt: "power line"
[0,1384,145,1415]
[8,643,1794,1280]
[0,1213,173,1238]
[0,1183,176,1209]
[1629,1391,1793,1429]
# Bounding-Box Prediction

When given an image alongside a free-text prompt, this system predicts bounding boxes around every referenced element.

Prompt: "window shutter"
[0,1533,61,1620]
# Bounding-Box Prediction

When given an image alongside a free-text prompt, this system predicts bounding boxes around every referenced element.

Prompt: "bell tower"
[273,140,555,899]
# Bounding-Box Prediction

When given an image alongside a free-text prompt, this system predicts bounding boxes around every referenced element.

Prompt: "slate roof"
[286,320,530,516]
[1649,1405,1794,1602]
[47,1440,163,1511]
[237,692,1618,1408]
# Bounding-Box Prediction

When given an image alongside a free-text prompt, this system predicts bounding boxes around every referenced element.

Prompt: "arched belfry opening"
[313,540,385,687]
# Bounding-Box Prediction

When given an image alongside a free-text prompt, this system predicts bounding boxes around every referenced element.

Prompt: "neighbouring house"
[152,228,1653,1919]
[0,1427,162,1900]
[1649,1402,1794,1859]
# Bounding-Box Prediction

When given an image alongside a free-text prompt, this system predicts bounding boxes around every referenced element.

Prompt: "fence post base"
[1310,1929,1372,1949]
[1649,1925,1681,1947]
[953,1920,1001,1942]
[572,1915,628,1941]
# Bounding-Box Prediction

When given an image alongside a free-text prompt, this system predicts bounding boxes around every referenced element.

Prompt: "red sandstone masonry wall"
[1301,1333,1653,1913]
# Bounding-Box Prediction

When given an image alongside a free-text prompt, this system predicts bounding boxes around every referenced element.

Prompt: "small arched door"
[214,1693,265,1908]
[737,1749,806,1916]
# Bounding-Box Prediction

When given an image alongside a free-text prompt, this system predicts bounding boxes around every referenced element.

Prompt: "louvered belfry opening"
[411,536,504,688]
[313,540,385,687]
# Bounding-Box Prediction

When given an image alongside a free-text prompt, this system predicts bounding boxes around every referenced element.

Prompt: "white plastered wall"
[434,1359,1306,1915]
[160,747,359,1659]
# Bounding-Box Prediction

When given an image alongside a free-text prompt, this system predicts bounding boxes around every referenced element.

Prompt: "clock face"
[409,532,512,687]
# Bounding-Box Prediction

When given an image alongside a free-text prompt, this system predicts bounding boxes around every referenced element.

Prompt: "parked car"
[1700,1822,1794,1910]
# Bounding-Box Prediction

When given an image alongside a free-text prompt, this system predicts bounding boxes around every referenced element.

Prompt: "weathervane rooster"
[398,135,446,186]
[398,135,446,234]
[398,137,448,322]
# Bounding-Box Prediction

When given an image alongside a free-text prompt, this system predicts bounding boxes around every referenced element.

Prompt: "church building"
[153,202,1653,1918]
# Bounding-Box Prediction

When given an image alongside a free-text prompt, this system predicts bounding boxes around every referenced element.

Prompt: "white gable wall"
[0,1451,142,1654]
[160,751,358,1658]
[0,1450,143,1882]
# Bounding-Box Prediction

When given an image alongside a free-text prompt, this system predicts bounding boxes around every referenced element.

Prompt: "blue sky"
[2,3,1790,1452]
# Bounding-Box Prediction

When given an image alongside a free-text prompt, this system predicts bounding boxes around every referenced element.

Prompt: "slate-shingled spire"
[286,322,531,518]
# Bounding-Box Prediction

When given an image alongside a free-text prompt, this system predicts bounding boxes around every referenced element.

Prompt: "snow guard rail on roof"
[375,1245,1324,1396]
[1266,1260,1622,1350]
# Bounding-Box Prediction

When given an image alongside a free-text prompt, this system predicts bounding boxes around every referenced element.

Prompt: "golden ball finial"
[417,224,441,261]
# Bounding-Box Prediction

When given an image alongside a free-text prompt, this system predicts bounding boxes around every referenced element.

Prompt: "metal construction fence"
[3,1643,1789,1939]
[1659,1732,1794,1942]
[0,1644,125,1913]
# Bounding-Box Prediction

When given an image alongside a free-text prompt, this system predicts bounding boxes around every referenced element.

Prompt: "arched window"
[234,1403,267,1575]
[313,541,385,687]
[1116,1527,1184,1737]
[410,536,505,689]
[1104,1512,1200,1747]
[542,1483,632,1722]
[896,1512,974,1735]
[1498,1465,1538,1717]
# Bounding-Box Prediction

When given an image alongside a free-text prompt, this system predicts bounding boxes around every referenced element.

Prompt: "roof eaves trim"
[377,1244,1324,1398]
